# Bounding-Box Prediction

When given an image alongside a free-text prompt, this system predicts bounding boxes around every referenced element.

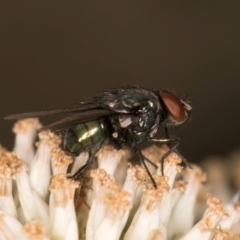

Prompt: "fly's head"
[158,90,192,128]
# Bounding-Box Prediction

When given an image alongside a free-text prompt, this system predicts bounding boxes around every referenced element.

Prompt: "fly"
[5,86,192,188]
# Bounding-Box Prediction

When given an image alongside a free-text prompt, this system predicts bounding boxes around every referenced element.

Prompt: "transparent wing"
[4,103,98,120]
[40,109,115,131]
[4,102,118,131]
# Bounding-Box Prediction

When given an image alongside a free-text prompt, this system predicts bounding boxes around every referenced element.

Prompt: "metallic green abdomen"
[64,119,108,155]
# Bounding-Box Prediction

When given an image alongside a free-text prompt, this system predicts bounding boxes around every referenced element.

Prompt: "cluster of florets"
[0,119,239,240]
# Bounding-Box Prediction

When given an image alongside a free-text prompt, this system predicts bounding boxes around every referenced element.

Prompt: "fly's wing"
[41,109,115,131]
[5,102,117,131]
[4,87,141,121]
[4,103,98,120]
[4,89,137,131]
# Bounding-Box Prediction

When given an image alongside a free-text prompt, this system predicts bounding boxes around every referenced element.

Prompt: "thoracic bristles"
[0,118,240,240]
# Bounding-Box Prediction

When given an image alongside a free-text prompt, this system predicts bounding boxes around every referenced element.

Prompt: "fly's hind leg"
[69,142,104,181]
[69,151,96,181]
[71,147,103,212]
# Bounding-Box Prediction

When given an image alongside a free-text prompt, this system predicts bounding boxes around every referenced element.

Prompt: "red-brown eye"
[160,92,186,122]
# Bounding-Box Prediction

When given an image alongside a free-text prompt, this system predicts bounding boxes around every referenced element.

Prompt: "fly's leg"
[128,129,157,188]
[135,146,157,188]
[143,156,158,169]
[69,142,104,181]
[71,143,105,211]
[69,151,95,181]
[164,127,191,169]
[149,136,191,176]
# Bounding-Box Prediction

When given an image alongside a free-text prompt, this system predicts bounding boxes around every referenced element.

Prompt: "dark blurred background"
[1,1,240,163]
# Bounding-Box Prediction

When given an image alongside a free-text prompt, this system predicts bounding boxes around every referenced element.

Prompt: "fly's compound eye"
[160,92,187,123]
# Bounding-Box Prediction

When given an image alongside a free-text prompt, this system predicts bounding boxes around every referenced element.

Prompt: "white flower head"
[0,119,240,240]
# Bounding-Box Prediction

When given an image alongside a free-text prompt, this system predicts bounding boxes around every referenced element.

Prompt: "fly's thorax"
[63,119,109,155]
[112,112,160,146]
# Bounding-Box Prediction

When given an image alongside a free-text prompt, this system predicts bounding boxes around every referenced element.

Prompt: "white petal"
[30,130,61,201]
[96,146,125,177]
[49,175,79,240]
[13,119,41,166]
[0,210,26,240]
[16,167,49,226]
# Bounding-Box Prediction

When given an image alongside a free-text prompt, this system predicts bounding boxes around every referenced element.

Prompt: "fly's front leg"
[149,136,191,175]
[163,127,191,169]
